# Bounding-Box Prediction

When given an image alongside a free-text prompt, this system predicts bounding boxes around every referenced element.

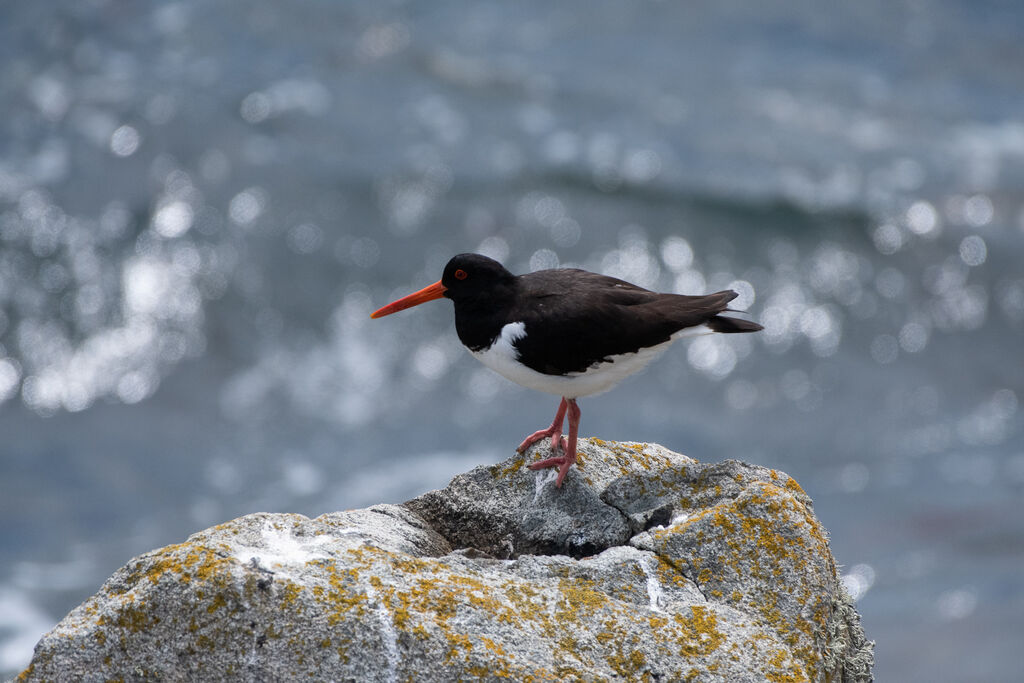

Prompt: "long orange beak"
[370,280,447,318]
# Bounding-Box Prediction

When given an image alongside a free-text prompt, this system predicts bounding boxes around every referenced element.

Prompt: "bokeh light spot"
[152,201,194,239]
[898,321,929,353]
[871,223,903,255]
[110,125,141,157]
[476,236,509,263]
[551,218,581,248]
[529,248,559,271]
[286,223,324,254]
[963,194,994,227]
[959,235,987,267]
[906,200,939,236]
[0,358,20,403]
[661,236,694,272]
[727,280,756,311]
[228,188,267,226]
[687,336,736,379]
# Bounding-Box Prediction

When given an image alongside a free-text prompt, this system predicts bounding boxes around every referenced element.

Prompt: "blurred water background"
[2,1,1022,680]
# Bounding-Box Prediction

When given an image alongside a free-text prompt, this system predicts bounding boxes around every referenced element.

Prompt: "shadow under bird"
[371,253,763,487]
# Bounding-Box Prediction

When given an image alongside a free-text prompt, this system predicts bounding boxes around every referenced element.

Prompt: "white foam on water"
[0,586,55,672]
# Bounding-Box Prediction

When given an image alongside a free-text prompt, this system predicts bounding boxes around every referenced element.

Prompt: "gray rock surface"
[17,438,874,682]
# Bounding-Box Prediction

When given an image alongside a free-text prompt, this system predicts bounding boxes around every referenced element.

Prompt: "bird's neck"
[452,286,517,352]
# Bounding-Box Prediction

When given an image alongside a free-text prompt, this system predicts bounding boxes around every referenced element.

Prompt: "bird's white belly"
[470,321,700,398]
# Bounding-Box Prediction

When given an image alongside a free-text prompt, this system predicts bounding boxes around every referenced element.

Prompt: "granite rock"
[18,438,874,682]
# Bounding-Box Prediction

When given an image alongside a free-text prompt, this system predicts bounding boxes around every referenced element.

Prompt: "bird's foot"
[527,454,575,487]
[520,397,576,487]
[516,430,567,454]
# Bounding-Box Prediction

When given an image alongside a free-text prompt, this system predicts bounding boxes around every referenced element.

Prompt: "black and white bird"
[371,253,763,487]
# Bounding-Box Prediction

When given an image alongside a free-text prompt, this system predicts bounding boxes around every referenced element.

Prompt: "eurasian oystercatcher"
[371,253,763,487]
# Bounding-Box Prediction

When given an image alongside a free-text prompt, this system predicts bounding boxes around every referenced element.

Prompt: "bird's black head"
[440,253,516,307]
[370,252,515,320]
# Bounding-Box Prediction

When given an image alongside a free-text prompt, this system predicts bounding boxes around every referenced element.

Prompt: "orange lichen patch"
[647,613,669,630]
[556,577,609,619]
[480,636,507,657]
[314,562,370,626]
[605,632,651,679]
[108,542,235,593]
[783,477,806,497]
[644,478,833,680]
[494,452,528,479]
[674,606,726,658]
[205,593,228,614]
[112,604,160,633]
[765,647,811,683]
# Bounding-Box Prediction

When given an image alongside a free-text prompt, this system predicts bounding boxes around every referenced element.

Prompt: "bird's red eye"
[454,269,468,280]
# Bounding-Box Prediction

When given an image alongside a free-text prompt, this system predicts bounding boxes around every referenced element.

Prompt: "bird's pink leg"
[517,397,569,454]
[527,398,580,487]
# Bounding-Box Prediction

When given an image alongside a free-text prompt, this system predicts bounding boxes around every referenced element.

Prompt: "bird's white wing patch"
[496,321,527,348]
[471,321,532,385]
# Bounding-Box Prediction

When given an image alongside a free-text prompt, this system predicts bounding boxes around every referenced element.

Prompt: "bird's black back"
[506,268,755,375]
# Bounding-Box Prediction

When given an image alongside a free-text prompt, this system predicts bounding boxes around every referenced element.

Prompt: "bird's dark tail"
[707,315,763,333]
